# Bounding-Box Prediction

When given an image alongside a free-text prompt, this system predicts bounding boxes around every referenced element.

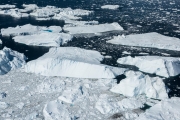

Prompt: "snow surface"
[0,47,26,75]
[111,71,168,99]
[107,32,180,51]
[13,32,73,47]
[0,8,29,18]
[0,69,155,119]
[0,4,16,9]
[117,56,180,77]
[24,47,126,78]
[101,5,120,10]
[1,24,62,37]
[64,22,124,35]
[136,97,180,120]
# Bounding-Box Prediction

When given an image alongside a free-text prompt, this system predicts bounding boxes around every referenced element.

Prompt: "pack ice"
[24,47,126,78]
[13,32,73,47]
[1,24,62,37]
[111,71,168,99]
[0,4,16,9]
[0,47,26,75]
[107,32,180,51]
[64,22,124,35]
[101,5,120,10]
[117,56,180,77]
[136,97,180,120]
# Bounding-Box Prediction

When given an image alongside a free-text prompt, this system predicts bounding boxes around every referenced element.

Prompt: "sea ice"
[0,4,16,9]
[13,32,72,47]
[1,24,62,37]
[0,8,29,18]
[117,56,180,77]
[0,39,2,44]
[64,22,124,35]
[101,5,120,10]
[111,71,168,99]
[0,47,26,75]
[24,47,126,78]
[0,102,8,109]
[136,97,180,120]
[107,32,180,51]
[20,4,38,13]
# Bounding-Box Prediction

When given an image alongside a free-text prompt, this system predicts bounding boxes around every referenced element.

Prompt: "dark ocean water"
[0,0,180,97]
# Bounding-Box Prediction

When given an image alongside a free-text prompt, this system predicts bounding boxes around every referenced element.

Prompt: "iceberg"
[0,4,16,9]
[64,22,124,35]
[107,32,180,51]
[110,71,168,99]
[0,47,26,75]
[13,32,72,47]
[24,47,126,78]
[136,97,180,120]
[101,5,120,10]
[1,24,62,37]
[117,56,180,77]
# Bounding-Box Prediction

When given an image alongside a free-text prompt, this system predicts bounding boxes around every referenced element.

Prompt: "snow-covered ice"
[117,56,180,77]
[107,32,180,51]
[101,5,120,10]
[24,47,126,78]
[0,4,16,9]
[111,71,168,99]
[1,24,62,37]
[0,8,29,18]
[13,32,73,47]
[20,4,38,13]
[136,97,180,120]
[0,47,26,75]
[64,22,124,35]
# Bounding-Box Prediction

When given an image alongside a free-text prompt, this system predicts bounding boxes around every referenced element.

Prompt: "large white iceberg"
[0,47,26,75]
[24,47,126,78]
[117,56,180,77]
[136,97,180,120]
[107,32,180,51]
[13,32,73,47]
[64,22,124,35]
[101,5,119,10]
[1,24,62,37]
[111,71,168,99]
[0,4,16,9]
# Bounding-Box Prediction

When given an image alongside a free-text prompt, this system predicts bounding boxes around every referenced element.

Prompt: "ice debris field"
[0,3,180,120]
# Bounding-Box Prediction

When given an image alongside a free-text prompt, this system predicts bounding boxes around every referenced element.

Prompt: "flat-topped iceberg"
[136,97,180,120]
[101,5,119,10]
[64,22,124,35]
[24,47,126,78]
[111,71,168,99]
[0,47,26,75]
[0,4,16,9]
[13,32,73,47]
[1,24,62,37]
[107,32,180,51]
[117,56,180,77]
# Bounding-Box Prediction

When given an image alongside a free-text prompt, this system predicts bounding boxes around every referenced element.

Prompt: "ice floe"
[117,56,180,77]
[20,4,38,13]
[136,97,180,120]
[13,32,73,47]
[24,47,126,78]
[0,47,26,75]
[1,24,62,37]
[111,71,168,99]
[101,5,120,10]
[64,22,124,35]
[0,4,16,9]
[0,39,2,44]
[0,8,29,18]
[107,32,180,51]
